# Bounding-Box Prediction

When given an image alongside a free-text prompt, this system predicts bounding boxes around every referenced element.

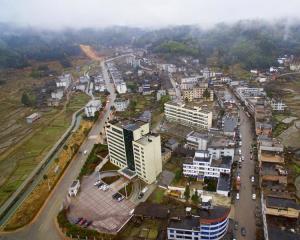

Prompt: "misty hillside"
[1,20,300,70]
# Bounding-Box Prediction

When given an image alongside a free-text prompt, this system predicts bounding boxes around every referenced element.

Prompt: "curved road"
[0,60,116,240]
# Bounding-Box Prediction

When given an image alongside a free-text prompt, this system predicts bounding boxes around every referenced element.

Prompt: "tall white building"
[164,102,213,129]
[105,120,162,184]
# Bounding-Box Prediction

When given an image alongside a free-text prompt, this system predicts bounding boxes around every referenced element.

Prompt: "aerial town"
[1,2,300,240]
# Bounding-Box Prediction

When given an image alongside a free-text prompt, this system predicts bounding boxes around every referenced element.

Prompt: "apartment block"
[182,87,214,102]
[133,134,162,184]
[105,120,162,184]
[164,102,213,129]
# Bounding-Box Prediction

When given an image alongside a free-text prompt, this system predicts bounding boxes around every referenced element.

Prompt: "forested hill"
[1,20,300,70]
[134,20,300,69]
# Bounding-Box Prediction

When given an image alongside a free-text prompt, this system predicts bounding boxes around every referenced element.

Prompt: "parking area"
[68,174,136,233]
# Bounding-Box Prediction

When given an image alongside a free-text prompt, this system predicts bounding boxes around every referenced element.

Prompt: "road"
[168,73,182,104]
[234,103,256,239]
[0,60,116,240]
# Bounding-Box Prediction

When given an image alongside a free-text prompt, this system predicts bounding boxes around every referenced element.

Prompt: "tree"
[174,169,182,183]
[203,88,210,100]
[43,174,50,190]
[21,92,31,106]
[184,184,190,201]
[191,190,199,205]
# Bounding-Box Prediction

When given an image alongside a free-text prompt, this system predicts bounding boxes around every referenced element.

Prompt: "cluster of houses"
[48,73,72,106]
[106,62,127,94]
[230,82,300,240]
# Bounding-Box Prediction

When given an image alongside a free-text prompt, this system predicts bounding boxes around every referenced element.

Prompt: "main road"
[0,59,116,240]
[230,90,256,240]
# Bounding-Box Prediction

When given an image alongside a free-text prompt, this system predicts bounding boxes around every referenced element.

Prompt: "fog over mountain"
[1,0,300,29]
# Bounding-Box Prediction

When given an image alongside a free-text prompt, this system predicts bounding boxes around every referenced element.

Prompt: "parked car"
[94,180,101,186]
[241,156,245,161]
[236,193,240,200]
[234,221,239,230]
[251,176,255,183]
[97,182,104,189]
[252,193,256,200]
[118,195,125,202]
[80,219,87,226]
[75,217,83,224]
[102,185,109,191]
[84,220,93,228]
[241,227,247,236]
[78,218,86,225]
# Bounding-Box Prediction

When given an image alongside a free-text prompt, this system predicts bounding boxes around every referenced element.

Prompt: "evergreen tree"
[21,92,31,106]
[184,184,190,201]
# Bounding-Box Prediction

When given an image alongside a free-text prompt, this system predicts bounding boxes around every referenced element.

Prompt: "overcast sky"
[1,0,300,29]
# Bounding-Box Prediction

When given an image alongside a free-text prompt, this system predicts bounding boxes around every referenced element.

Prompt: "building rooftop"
[138,110,151,123]
[217,174,231,192]
[223,115,237,133]
[135,134,159,146]
[26,112,40,119]
[186,131,208,140]
[266,196,300,210]
[86,99,101,107]
[194,150,211,163]
[268,226,300,240]
[168,206,230,230]
[134,203,169,219]
[169,216,200,230]
[110,119,148,131]
[211,156,232,169]
[165,102,212,114]
[208,135,235,148]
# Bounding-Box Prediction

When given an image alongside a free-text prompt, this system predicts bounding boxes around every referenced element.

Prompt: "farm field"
[0,61,91,207]
[266,75,300,149]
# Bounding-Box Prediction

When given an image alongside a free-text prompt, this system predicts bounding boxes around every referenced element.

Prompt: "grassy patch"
[273,122,289,137]
[57,208,115,240]
[147,188,166,204]
[119,182,133,197]
[0,92,90,207]
[118,219,161,240]
[78,144,108,180]
[101,161,119,172]
[203,177,218,192]
[116,93,157,119]
[4,120,92,230]
[102,175,120,185]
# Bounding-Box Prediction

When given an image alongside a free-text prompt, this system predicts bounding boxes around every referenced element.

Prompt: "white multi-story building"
[180,76,203,90]
[186,131,209,150]
[56,74,72,89]
[84,100,102,117]
[51,89,64,100]
[114,98,130,112]
[183,150,232,178]
[116,82,127,94]
[157,63,177,73]
[132,134,162,184]
[269,99,287,111]
[105,120,162,184]
[164,102,213,129]
[182,86,214,102]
